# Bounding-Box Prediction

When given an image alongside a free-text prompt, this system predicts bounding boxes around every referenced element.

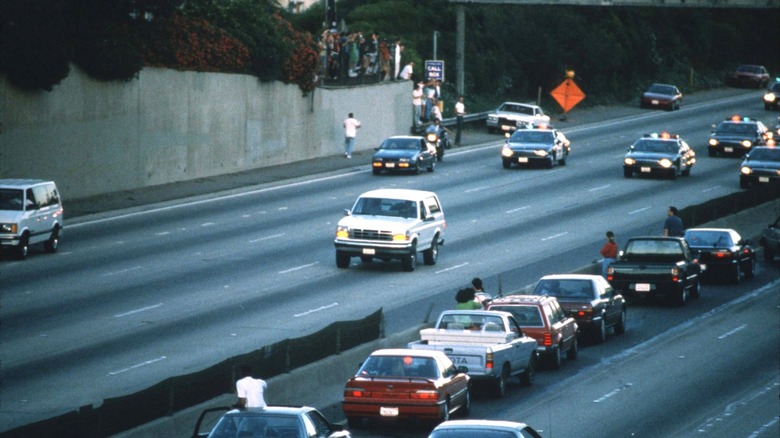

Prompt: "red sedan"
[342,348,470,427]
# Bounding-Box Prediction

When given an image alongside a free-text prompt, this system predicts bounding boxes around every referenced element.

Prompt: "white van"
[0,179,64,260]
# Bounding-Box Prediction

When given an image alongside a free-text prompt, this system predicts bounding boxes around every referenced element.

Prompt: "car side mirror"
[343,209,351,216]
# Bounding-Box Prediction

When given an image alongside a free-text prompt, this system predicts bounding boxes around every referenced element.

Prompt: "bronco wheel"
[15,234,29,260]
[402,248,417,272]
[423,237,438,265]
[336,251,350,268]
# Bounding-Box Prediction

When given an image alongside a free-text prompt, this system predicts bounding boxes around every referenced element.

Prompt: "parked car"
[501,124,571,169]
[486,102,550,134]
[739,146,780,189]
[684,228,755,283]
[429,419,543,438]
[334,189,446,271]
[727,64,770,88]
[371,135,435,175]
[640,83,682,111]
[607,236,703,306]
[407,310,538,397]
[763,81,780,110]
[529,274,626,343]
[0,179,63,260]
[707,115,769,157]
[760,213,780,262]
[191,406,350,438]
[342,348,470,427]
[623,132,696,179]
[487,295,578,369]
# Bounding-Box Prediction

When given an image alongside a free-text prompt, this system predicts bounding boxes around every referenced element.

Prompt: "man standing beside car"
[663,206,685,237]
[235,365,267,409]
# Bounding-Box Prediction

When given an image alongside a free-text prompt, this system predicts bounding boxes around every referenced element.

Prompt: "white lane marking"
[201,222,215,227]
[155,231,170,236]
[108,356,167,375]
[279,262,319,274]
[435,262,469,274]
[465,186,491,193]
[589,184,611,192]
[506,205,530,214]
[702,185,722,193]
[717,324,747,339]
[102,266,142,277]
[593,382,633,403]
[295,302,338,317]
[696,380,779,435]
[542,232,568,241]
[114,303,163,318]
[249,233,284,243]
[629,206,652,215]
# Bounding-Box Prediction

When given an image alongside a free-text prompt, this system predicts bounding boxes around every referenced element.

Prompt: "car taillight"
[715,252,733,259]
[543,333,552,347]
[671,267,679,282]
[486,352,494,370]
[345,387,365,397]
[411,390,439,400]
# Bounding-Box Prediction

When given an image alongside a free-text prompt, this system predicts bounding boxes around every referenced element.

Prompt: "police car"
[501,123,571,169]
[707,115,769,157]
[623,132,696,180]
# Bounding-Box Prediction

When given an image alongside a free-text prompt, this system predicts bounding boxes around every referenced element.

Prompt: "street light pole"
[433,31,440,60]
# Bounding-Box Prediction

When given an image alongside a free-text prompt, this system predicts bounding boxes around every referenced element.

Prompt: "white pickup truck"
[407,310,538,397]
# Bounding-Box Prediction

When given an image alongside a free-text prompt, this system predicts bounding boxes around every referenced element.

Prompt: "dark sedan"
[372,136,435,175]
[684,228,755,283]
[529,274,626,343]
[430,420,543,438]
[501,124,571,169]
[708,115,770,157]
[623,132,696,179]
[740,146,780,188]
[727,64,770,88]
[640,83,682,111]
[764,81,780,110]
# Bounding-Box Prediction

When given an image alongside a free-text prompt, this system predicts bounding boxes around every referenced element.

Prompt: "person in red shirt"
[599,231,618,278]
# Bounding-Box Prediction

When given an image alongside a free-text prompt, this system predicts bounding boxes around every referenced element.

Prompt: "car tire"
[566,337,578,361]
[708,148,717,157]
[494,366,508,398]
[546,155,555,169]
[14,234,29,260]
[372,168,381,175]
[427,160,435,172]
[674,287,688,306]
[593,319,607,344]
[745,259,755,278]
[414,164,422,175]
[502,160,511,169]
[732,263,742,284]
[558,152,567,166]
[614,308,627,335]
[519,355,536,387]
[669,166,678,180]
[336,251,350,268]
[740,177,749,189]
[460,389,471,417]
[423,237,438,265]
[548,349,562,370]
[441,400,450,423]
[44,227,59,253]
[402,248,417,272]
[623,168,632,178]
[681,166,691,177]
[691,279,701,299]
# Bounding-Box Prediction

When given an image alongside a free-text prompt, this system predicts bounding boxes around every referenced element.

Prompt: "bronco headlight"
[740,166,752,175]
[659,158,673,168]
[392,232,410,241]
[336,226,349,238]
[0,223,18,233]
[624,158,636,166]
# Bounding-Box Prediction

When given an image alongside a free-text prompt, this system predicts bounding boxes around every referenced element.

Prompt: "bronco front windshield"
[0,189,23,211]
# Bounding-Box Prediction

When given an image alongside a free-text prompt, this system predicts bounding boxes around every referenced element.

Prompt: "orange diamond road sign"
[550,78,585,114]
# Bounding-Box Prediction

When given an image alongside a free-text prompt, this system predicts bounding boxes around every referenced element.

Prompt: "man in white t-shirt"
[398,61,414,80]
[343,113,361,159]
[236,365,267,408]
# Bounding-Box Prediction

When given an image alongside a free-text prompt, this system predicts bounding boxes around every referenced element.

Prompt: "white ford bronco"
[334,189,446,271]
[486,102,551,134]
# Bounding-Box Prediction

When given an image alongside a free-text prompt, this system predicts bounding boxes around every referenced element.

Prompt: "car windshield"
[209,413,299,438]
[499,104,534,115]
[358,355,440,378]
[532,279,595,300]
[430,430,519,438]
[510,130,554,143]
[715,122,755,135]
[748,148,780,161]
[737,65,762,74]
[0,189,24,211]
[685,231,733,248]
[439,314,504,331]
[489,305,544,327]
[625,240,681,256]
[380,138,419,150]
[352,197,417,218]
[647,84,674,95]
[632,139,677,153]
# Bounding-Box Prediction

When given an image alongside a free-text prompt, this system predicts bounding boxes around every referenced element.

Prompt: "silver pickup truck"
[334,189,445,272]
[407,310,539,397]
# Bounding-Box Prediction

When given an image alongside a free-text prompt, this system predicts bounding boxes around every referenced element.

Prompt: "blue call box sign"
[425,60,445,82]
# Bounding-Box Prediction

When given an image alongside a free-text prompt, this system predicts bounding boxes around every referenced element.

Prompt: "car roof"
[490,294,554,305]
[684,228,737,233]
[384,135,424,141]
[0,179,54,189]
[498,102,538,107]
[370,348,448,359]
[357,189,438,201]
[434,419,532,430]
[539,274,601,281]
[223,406,314,416]
[440,309,513,318]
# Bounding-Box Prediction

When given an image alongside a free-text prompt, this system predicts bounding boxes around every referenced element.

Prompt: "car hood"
[0,210,23,223]
[741,158,780,169]
[643,92,675,100]
[626,151,675,160]
[506,142,552,151]
[373,149,420,160]
[338,214,420,233]
[492,112,550,121]
[712,133,756,141]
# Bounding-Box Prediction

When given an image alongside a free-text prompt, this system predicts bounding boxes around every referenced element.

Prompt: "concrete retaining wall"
[0,67,411,200]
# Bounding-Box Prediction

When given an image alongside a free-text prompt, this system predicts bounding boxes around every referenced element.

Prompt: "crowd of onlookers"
[319,29,404,83]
